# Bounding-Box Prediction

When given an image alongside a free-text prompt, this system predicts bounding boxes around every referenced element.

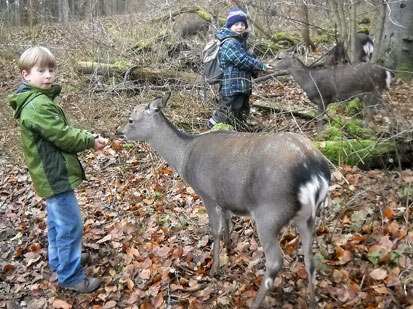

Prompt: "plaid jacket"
[217,28,266,96]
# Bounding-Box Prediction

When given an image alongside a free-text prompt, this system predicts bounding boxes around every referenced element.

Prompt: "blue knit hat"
[226,8,248,29]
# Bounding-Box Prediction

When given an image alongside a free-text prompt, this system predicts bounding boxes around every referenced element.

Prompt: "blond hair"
[18,46,57,72]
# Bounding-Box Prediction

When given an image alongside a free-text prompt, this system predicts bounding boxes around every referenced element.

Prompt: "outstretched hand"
[93,136,108,151]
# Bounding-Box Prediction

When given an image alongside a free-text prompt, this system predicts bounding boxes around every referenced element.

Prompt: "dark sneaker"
[80,253,90,266]
[51,253,89,272]
[61,276,101,293]
[207,118,218,129]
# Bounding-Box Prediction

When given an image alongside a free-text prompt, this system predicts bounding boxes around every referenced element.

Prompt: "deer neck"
[147,113,194,173]
[288,61,312,86]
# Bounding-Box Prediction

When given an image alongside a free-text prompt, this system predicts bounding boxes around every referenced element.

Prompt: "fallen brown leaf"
[370,268,388,280]
[52,299,72,309]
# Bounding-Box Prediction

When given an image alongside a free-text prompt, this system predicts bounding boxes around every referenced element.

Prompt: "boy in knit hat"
[208,8,273,129]
[8,46,107,293]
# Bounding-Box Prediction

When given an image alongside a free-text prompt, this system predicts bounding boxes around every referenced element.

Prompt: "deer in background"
[322,32,374,67]
[355,32,374,63]
[272,55,392,130]
[180,19,209,39]
[116,93,331,308]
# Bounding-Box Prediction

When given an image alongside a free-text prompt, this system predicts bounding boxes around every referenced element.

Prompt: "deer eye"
[128,119,133,124]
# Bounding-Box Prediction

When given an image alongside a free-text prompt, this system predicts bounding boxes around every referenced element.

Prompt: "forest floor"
[1,13,413,309]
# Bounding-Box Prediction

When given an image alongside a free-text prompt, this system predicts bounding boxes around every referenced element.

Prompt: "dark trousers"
[210,94,250,125]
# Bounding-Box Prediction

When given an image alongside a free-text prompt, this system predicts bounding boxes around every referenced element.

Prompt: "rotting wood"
[315,137,413,169]
[76,61,199,83]
[252,99,316,120]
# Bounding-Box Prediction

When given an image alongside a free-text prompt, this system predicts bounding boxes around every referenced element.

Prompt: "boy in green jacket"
[8,46,107,293]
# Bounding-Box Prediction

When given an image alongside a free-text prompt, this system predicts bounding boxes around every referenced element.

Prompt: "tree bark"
[299,0,316,51]
[371,2,386,63]
[349,2,357,63]
[58,0,69,23]
[376,0,413,80]
[327,0,342,41]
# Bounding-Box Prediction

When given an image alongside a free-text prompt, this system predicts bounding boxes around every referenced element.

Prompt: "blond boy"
[8,46,106,293]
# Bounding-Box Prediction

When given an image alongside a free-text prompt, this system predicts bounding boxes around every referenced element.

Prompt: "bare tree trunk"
[19,0,29,26]
[104,0,113,17]
[116,0,125,14]
[372,1,386,63]
[1,0,8,26]
[10,0,19,26]
[58,0,70,23]
[328,0,365,64]
[40,0,51,23]
[28,0,33,28]
[299,0,316,51]
[69,0,75,20]
[328,0,342,41]
[376,0,413,80]
[49,0,59,23]
[336,1,347,43]
[86,0,99,21]
[349,1,357,63]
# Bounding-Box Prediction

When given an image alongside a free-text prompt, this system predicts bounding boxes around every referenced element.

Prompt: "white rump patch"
[363,42,374,57]
[298,175,329,219]
[385,71,392,88]
[265,278,274,289]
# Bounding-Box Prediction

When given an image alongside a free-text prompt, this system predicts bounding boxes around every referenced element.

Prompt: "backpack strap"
[219,37,237,46]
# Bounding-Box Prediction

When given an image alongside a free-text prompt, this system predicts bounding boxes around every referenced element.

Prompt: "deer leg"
[203,199,226,276]
[315,100,326,133]
[222,210,232,250]
[251,217,283,309]
[362,93,382,126]
[295,215,317,307]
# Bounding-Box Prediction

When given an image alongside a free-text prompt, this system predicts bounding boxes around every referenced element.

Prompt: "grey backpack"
[202,38,233,84]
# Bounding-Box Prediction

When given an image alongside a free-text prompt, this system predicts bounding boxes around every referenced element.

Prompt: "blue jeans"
[46,190,85,285]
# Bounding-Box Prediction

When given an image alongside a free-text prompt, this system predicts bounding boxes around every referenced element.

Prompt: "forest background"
[0,0,412,308]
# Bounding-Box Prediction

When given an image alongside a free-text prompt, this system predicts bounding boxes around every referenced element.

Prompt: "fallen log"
[252,99,316,120]
[315,136,412,169]
[76,61,199,83]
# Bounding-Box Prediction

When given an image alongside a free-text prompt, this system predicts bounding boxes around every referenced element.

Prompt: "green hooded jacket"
[8,83,95,198]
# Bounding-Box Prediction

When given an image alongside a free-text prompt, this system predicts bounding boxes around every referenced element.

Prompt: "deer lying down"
[272,55,392,129]
[116,93,331,308]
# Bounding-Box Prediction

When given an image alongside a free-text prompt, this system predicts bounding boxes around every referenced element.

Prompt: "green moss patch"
[211,123,235,131]
[316,139,394,167]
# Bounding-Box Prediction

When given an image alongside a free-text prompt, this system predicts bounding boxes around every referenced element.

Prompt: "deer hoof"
[209,263,219,277]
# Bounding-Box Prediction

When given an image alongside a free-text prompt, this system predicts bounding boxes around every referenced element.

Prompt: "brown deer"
[272,55,392,129]
[116,93,331,308]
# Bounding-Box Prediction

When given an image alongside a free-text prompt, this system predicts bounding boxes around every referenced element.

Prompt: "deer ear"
[147,95,168,114]
[162,92,171,104]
